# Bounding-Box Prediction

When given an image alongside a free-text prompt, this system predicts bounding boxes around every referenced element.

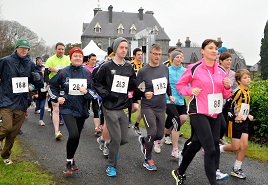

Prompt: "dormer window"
[117,23,124,34]
[94,22,101,33]
[152,25,159,35]
[129,24,137,34]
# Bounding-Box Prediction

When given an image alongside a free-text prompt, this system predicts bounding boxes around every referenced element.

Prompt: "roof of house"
[82,10,170,40]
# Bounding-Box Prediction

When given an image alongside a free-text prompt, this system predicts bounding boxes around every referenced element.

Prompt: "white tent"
[82,40,107,60]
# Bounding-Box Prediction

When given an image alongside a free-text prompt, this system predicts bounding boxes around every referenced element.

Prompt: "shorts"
[165,104,187,130]
[227,121,249,139]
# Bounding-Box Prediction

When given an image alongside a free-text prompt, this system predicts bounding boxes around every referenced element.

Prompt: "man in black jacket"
[0,39,44,165]
[94,37,136,177]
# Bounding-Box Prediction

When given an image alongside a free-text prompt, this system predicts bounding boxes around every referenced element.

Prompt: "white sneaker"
[55,131,63,139]
[164,136,172,145]
[39,120,45,126]
[216,169,229,180]
[171,148,179,158]
[3,158,13,165]
[178,151,183,166]
[153,140,162,153]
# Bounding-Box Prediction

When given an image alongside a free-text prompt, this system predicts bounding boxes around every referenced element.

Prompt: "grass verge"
[0,139,56,185]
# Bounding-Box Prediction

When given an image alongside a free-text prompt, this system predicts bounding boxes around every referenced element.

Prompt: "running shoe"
[178,151,183,166]
[55,130,62,139]
[138,136,146,157]
[128,122,132,128]
[133,125,141,135]
[34,110,40,114]
[164,136,172,145]
[231,167,246,179]
[95,126,102,137]
[143,158,157,171]
[3,158,13,165]
[63,161,78,175]
[97,137,104,151]
[172,170,186,185]
[106,165,116,177]
[216,169,229,180]
[39,120,45,126]
[171,148,179,158]
[103,144,109,158]
[219,137,228,145]
[153,140,162,153]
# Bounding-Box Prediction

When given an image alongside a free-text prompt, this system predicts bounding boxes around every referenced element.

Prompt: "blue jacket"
[0,51,44,111]
[48,64,98,118]
[166,65,186,105]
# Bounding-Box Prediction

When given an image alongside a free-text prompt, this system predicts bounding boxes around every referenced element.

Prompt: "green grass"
[0,139,56,185]
[131,111,268,162]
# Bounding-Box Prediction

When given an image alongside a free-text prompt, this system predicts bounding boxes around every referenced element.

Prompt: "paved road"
[18,108,268,185]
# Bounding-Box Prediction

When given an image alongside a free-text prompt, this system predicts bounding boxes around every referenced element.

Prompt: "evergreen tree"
[260,20,268,80]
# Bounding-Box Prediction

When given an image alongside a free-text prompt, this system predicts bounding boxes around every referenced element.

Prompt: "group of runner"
[0,37,253,185]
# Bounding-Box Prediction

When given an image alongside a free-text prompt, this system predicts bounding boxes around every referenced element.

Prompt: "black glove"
[32,72,41,81]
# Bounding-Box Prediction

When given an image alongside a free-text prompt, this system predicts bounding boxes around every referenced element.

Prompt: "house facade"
[81,5,170,62]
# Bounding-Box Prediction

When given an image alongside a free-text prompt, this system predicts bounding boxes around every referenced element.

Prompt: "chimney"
[108,5,113,23]
[185,37,191,48]
[145,11,154,15]
[93,8,102,16]
[138,7,144,20]
[176,39,182,47]
[217,37,223,48]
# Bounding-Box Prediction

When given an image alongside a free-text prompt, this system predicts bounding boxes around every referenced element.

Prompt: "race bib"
[111,75,129,94]
[12,77,29,93]
[208,93,223,114]
[152,77,167,95]
[69,78,87,95]
[240,103,250,120]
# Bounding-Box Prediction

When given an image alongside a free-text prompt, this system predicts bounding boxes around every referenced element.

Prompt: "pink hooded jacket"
[176,58,231,118]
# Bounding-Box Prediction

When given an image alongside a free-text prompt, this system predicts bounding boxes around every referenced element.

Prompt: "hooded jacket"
[0,51,44,112]
[176,58,231,118]
[48,64,97,118]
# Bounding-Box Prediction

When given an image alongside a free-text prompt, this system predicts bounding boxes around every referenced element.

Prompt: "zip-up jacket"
[176,58,231,118]
[0,51,44,112]
[166,65,186,105]
[48,64,98,118]
[94,59,136,110]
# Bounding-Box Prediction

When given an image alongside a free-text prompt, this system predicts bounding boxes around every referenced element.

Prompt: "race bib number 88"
[208,93,223,114]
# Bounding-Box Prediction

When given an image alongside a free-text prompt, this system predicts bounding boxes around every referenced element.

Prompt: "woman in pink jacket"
[172,39,231,185]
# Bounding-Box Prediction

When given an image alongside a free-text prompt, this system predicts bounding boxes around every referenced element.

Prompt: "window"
[151,25,159,35]
[94,22,101,33]
[129,24,137,34]
[117,23,124,34]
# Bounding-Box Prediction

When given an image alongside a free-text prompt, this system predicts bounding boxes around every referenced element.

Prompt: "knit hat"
[69,47,84,59]
[112,37,127,53]
[16,39,30,50]
[170,51,183,62]
[218,47,228,53]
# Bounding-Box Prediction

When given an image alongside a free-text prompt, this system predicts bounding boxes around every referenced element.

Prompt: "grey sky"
[1,0,267,65]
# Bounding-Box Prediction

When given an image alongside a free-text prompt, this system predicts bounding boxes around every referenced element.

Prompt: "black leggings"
[62,114,85,159]
[178,114,221,185]
[88,99,100,118]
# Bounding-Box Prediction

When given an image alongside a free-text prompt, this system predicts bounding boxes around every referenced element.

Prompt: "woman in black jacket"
[48,47,97,174]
